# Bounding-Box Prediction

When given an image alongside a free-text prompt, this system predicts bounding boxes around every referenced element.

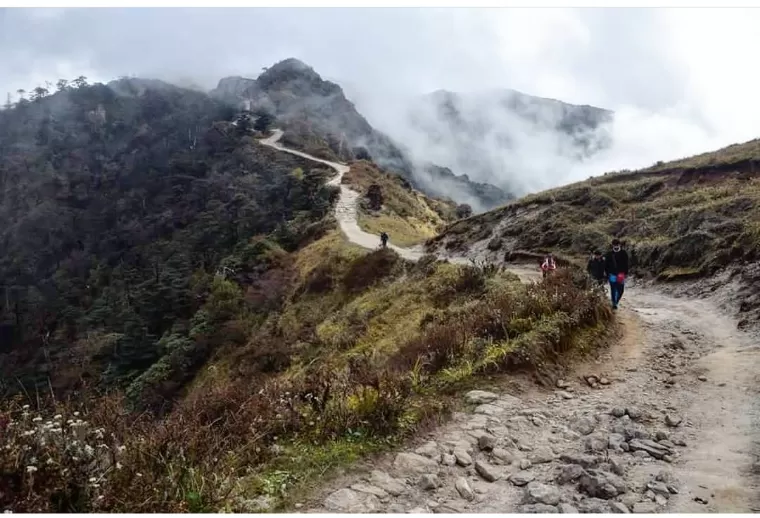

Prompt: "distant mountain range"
[211,58,614,211]
[397,88,613,198]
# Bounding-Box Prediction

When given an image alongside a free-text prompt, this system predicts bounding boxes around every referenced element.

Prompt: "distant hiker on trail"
[541,252,557,279]
[380,231,389,249]
[604,239,629,310]
[587,250,606,286]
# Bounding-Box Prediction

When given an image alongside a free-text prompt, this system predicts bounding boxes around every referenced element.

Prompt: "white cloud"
[1,7,758,198]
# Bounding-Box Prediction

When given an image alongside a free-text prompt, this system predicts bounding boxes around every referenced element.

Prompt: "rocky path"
[299,285,759,514]
[259,129,760,513]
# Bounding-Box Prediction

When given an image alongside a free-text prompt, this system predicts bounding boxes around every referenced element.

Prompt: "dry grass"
[344,160,457,246]
[643,138,760,172]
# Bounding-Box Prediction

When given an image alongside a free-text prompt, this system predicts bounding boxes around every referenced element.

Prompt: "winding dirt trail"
[259,129,760,513]
[260,129,540,283]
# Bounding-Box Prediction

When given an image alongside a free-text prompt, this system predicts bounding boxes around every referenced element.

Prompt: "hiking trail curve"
[260,129,540,282]
[259,128,760,514]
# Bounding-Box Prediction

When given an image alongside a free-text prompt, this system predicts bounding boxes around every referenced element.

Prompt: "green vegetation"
[430,138,760,283]
[344,160,458,246]
[0,78,337,399]
[0,70,615,514]
[1,228,613,512]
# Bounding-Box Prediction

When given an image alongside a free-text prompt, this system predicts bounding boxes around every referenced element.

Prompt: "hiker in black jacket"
[586,250,606,286]
[380,231,389,249]
[604,239,629,310]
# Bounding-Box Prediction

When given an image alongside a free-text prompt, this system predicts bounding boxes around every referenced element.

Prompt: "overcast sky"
[2,7,759,187]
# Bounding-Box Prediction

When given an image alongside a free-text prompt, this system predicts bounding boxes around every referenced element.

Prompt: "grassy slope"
[343,160,458,246]
[428,137,760,282]
[188,230,614,511]
[1,227,615,513]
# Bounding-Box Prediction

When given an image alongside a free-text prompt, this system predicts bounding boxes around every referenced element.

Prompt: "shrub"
[391,267,612,381]
[365,184,384,211]
[0,398,127,512]
[456,204,473,219]
[342,248,402,294]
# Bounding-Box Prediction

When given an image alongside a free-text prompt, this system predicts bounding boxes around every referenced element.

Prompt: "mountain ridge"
[402,86,613,197]
[210,58,513,212]
[2,62,760,514]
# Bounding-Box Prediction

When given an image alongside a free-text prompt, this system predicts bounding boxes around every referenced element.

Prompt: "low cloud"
[2,7,759,202]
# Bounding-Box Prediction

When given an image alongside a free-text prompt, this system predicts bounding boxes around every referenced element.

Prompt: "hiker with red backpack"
[604,239,629,310]
[540,252,557,279]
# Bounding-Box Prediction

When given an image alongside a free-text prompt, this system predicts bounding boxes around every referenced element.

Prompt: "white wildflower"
[136,473,143,477]
[116,462,123,470]
[46,458,54,465]
[117,445,126,453]
[88,477,97,483]
[22,405,30,410]
[25,466,37,474]
[32,417,42,423]
[84,445,94,457]
[73,412,80,417]
[53,414,62,420]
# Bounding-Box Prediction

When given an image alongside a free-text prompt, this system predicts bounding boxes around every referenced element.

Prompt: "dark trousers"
[609,281,625,306]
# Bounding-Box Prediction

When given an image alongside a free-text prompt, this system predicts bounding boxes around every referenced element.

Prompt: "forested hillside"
[0,74,613,513]
[0,78,338,401]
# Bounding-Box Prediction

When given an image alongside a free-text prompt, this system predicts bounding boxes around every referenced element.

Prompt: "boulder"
[394,453,439,474]
[324,488,381,513]
[475,460,501,482]
[578,470,627,499]
[370,470,407,496]
[526,482,561,506]
[455,477,475,501]
[419,474,441,491]
[509,472,536,487]
[628,439,673,460]
[529,446,556,464]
